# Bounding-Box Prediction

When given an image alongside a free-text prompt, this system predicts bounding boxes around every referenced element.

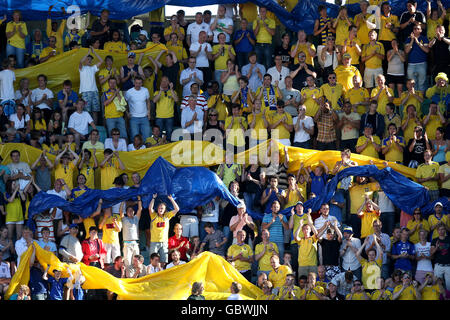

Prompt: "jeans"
[106,117,128,140]
[380,211,395,237]
[407,62,427,92]
[199,221,219,242]
[243,192,258,214]
[255,43,273,69]
[236,52,250,71]
[130,116,151,141]
[6,44,25,68]
[214,70,226,93]
[434,263,450,290]
[155,117,174,141]
[273,241,285,264]
[316,141,337,151]
[349,214,362,239]
[293,140,311,149]
[31,293,48,300]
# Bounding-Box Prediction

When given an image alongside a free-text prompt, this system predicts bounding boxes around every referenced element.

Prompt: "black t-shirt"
[407,137,431,164]
[274,45,292,66]
[431,236,450,265]
[432,38,450,66]
[243,166,262,194]
[289,64,315,90]
[105,265,123,278]
[91,19,112,48]
[0,113,9,132]
[321,239,341,266]
[161,63,181,88]
[366,113,378,133]
[399,11,426,40]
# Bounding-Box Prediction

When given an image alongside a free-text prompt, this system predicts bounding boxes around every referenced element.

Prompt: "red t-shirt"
[168,235,189,261]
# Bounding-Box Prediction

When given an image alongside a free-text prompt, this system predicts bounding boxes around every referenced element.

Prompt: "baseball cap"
[206,81,214,89]
[343,226,353,233]
[128,51,136,58]
[434,202,443,208]
[139,30,148,39]
[342,53,351,59]
[296,201,304,206]
[69,223,79,229]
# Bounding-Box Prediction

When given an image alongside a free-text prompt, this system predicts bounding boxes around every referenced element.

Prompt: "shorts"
[364,67,383,88]
[149,241,169,263]
[386,74,405,86]
[104,243,121,264]
[81,91,100,112]
[5,220,24,225]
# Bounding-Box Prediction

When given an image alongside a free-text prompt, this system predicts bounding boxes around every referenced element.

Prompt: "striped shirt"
[262,213,288,244]
[35,213,55,242]
[180,94,208,111]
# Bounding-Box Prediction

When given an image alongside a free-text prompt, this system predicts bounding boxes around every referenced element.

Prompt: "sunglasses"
[329,76,336,79]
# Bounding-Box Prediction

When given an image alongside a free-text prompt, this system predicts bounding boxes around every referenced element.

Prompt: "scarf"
[263,85,276,110]
[241,86,249,110]
[319,16,333,45]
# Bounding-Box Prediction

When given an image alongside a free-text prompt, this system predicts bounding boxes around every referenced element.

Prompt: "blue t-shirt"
[263,188,284,213]
[29,266,48,295]
[48,276,68,300]
[37,240,58,253]
[329,190,345,223]
[310,172,328,196]
[262,213,288,244]
[391,240,416,271]
[233,30,256,53]
[405,35,428,64]
[57,90,79,108]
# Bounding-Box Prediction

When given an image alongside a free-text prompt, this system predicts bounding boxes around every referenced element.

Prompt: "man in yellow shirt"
[104,30,127,53]
[362,30,385,89]
[382,123,405,163]
[256,74,282,113]
[419,273,444,300]
[99,208,122,266]
[300,76,321,117]
[423,102,446,140]
[153,76,179,139]
[99,149,125,190]
[103,78,127,142]
[342,26,362,67]
[54,145,79,190]
[225,104,248,153]
[320,72,344,111]
[212,32,236,87]
[357,197,381,239]
[428,203,449,240]
[335,53,361,93]
[416,149,440,201]
[355,1,376,46]
[346,75,370,115]
[400,79,424,117]
[356,123,381,158]
[268,100,293,146]
[393,272,421,300]
[255,229,279,276]
[253,7,275,68]
[277,273,303,300]
[268,253,292,292]
[39,36,61,64]
[227,230,254,281]
[438,157,450,197]
[346,279,371,300]
[370,74,394,115]
[379,3,399,49]
[349,177,379,239]
[247,99,269,144]
[149,193,180,268]
[98,55,120,93]
[304,272,326,300]
[47,5,66,52]
[290,30,316,66]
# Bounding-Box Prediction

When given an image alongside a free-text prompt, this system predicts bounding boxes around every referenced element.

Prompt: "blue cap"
[343,226,353,233]
[128,52,136,58]
[296,201,303,206]
[69,223,79,229]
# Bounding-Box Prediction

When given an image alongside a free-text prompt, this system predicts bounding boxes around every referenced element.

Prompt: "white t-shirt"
[47,189,67,220]
[14,90,31,107]
[180,68,204,97]
[415,242,433,272]
[104,138,128,152]
[377,191,395,212]
[0,69,16,101]
[0,261,11,278]
[210,17,233,43]
[127,143,146,151]
[189,42,212,68]
[201,199,220,223]
[9,113,30,130]
[31,87,54,110]
[68,111,94,136]
[186,22,212,44]
[292,115,314,143]
[227,293,242,300]
[223,4,236,19]
[181,107,204,134]
[267,66,290,90]
[79,65,99,93]
[124,87,149,118]
[165,261,186,269]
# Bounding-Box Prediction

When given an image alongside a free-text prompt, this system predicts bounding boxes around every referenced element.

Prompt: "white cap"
[139,30,148,39]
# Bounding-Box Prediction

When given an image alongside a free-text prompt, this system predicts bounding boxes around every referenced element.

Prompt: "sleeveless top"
[122,64,140,91]
[433,144,446,163]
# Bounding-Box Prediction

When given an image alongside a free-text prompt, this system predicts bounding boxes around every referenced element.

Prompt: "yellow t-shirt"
[278,286,304,300]
[42,143,60,156]
[98,67,119,92]
[143,74,156,99]
[231,90,254,114]
[150,211,176,243]
[239,3,258,22]
[291,43,316,66]
[268,265,292,289]
[356,135,381,159]
[254,242,279,272]
[225,116,248,147]
[384,114,402,139]
[393,285,417,300]
[421,284,441,300]
[361,258,382,289]
[306,285,325,300]
[439,164,450,190]
[6,21,28,49]
[104,41,127,53]
[425,115,442,140]
[79,163,96,189]
[416,162,440,190]
[371,290,392,300]
[301,87,321,117]
[370,87,394,115]
[269,112,293,140]
[31,119,47,131]
[406,219,430,244]
[103,90,125,119]
[320,83,343,110]
[282,189,303,209]
[335,18,353,46]
[379,14,399,42]
[208,94,231,121]
[427,18,443,41]
[346,87,369,115]
[382,136,405,163]
[46,19,65,51]
[360,210,381,239]
[83,217,96,239]
[335,66,361,93]
[346,292,371,300]
[349,182,379,214]
[164,25,185,40]
[297,235,318,267]
[100,159,120,190]
[227,243,253,272]
[362,42,385,69]
[166,43,188,62]
[343,38,363,64]
[253,17,276,44]
[256,86,282,112]
[212,44,236,70]
[247,112,268,140]
[101,214,122,244]
[155,90,175,119]
[400,91,423,117]
[401,116,422,144]
[428,214,449,240]
[290,213,310,244]
[39,46,62,61]
[356,13,373,45]
[54,162,76,189]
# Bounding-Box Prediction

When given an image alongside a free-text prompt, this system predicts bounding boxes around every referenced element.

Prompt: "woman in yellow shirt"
[406,209,430,244]
[333,6,353,46]
[231,76,255,114]
[6,10,27,68]
[30,108,47,144]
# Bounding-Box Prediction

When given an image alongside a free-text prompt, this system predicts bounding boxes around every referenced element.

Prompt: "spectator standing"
[124,76,151,140]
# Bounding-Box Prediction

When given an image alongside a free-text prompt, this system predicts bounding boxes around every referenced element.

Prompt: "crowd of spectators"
[0,1,449,300]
